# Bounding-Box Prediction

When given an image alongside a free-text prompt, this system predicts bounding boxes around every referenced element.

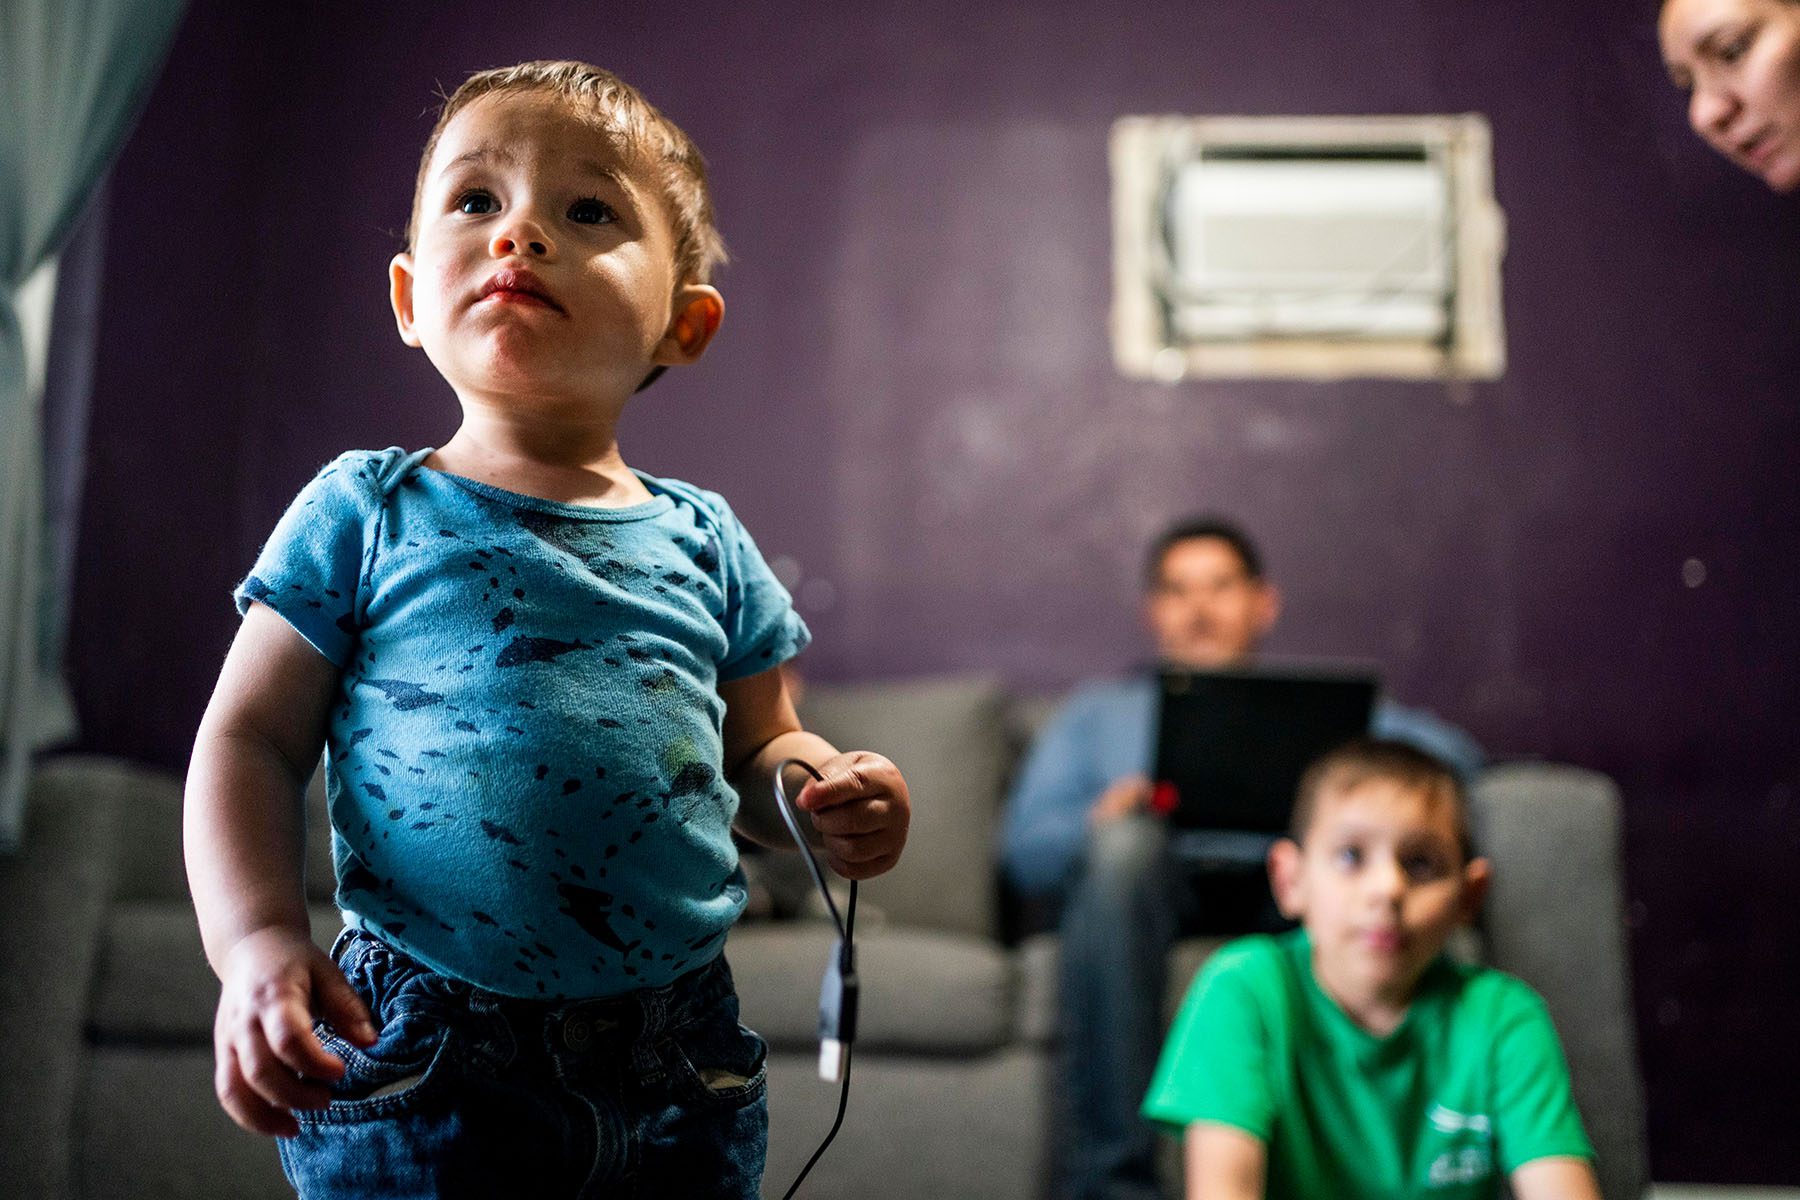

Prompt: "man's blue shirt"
[999,674,1484,897]
[237,448,809,998]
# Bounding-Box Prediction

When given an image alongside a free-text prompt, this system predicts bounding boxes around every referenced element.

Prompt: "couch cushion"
[2,757,129,1200]
[1014,932,1231,1047]
[87,902,343,1043]
[727,922,1015,1055]
[97,763,186,903]
[79,1048,293,1199]
[304,764,336,903]
[764,1047,1049,1200]
[103,760,337,905]
[797,676,1010,939]
[1470,761,1647,1200]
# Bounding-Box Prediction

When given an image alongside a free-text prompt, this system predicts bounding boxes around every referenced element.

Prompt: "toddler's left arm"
[720,667,910,880]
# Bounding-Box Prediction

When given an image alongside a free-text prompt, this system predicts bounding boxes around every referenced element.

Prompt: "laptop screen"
[1151,668,1379,833]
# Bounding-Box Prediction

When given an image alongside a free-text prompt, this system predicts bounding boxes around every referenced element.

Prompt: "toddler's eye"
[1333,846,1363,870]
[1719,28,1755,63]
[568,197,617,225]
[457,190,498,215]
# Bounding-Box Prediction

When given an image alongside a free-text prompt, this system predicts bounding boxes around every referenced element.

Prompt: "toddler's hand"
[794,751,910,880]
[213,926,378,1137]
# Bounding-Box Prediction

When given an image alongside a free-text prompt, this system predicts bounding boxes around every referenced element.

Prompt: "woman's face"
[1662,0,1800,190]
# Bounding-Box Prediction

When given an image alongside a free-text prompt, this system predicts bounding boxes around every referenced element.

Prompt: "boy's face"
[390,90,721,406]
[1270,777,1489,1011]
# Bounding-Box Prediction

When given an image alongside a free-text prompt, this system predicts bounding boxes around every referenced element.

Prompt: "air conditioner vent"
[1112,115,1505,382]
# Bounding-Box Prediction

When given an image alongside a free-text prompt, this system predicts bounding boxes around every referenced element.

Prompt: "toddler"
[184,60,910,1200]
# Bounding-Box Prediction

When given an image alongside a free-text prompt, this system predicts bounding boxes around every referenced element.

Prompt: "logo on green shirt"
[1425,1105,1493,1188]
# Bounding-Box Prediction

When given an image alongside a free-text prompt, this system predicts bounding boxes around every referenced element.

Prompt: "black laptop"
[1150,667,1379,833]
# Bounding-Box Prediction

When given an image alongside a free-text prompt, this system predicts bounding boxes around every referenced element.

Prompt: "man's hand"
[793,751,911,879]
[213,926,378,1137]
[1089,774,1154,826]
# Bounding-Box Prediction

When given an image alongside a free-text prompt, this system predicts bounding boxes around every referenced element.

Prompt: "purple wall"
[72,0,1800,1182]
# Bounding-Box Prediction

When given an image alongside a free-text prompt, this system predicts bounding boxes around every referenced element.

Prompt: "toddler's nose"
[490,226,552,259]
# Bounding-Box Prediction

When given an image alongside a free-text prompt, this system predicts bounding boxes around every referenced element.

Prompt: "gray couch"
[0,675,1649,1200]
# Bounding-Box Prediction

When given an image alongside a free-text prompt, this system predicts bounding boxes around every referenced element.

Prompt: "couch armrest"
[1471,761,1649,1200]
[0,756,144,1200]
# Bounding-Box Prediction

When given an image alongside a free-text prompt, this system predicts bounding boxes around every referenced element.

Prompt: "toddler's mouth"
[479,269,565,313]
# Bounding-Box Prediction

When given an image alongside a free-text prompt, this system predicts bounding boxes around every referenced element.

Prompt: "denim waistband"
[331,926,735,1052]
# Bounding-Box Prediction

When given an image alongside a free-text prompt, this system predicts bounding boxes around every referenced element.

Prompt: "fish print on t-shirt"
[236,449,808,998]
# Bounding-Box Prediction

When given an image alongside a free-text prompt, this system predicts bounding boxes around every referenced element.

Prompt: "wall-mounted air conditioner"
[1112,115,1505,382]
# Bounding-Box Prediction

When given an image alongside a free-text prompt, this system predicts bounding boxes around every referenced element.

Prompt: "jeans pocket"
[278,1021,467,1200]
[666,1012,768,1110]
[297,1016,454,1124]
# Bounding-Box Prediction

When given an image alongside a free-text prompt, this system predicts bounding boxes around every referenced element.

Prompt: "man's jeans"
[278,929,767,1199]
[1055,815,1283,1200]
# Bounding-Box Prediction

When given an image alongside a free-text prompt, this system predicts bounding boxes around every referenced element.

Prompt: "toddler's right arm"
[1184,1122,1266,1200]
[183,601,377,1137]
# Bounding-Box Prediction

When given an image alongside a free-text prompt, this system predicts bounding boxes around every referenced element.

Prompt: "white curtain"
[0,0,188,851]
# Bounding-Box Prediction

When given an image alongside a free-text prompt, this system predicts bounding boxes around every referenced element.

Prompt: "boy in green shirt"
[1142,740,1600,1200]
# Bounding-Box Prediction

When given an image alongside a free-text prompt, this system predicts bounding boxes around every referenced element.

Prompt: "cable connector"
[817,937,858,1082]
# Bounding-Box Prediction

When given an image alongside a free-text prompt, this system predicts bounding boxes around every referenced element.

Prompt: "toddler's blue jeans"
[277,928,767,1199]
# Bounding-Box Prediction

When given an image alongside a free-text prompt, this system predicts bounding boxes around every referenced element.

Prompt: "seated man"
[999,516,1480,1200]
[1143,739,1599,1200]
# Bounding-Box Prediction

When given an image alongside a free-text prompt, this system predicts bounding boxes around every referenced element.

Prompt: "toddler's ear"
[652,285,724,366]
[390,253,423,347]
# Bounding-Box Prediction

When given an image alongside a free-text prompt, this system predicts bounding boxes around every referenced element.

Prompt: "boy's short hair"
[1291,738,1474,860]
[407,60,728,285]
[1144,515,1264,588]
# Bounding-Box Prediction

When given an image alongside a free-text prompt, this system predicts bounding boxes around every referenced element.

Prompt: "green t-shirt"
[1142,930,1593,1200]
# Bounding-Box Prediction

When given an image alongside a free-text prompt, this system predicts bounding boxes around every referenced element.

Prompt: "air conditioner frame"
[1111,114,1506,383]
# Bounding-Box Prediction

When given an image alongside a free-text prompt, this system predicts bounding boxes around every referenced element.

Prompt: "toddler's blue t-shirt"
[235,448,810,998]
